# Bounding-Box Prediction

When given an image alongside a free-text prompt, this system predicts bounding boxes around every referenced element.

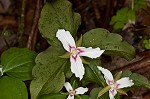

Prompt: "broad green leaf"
[72,12,81,35]
[82,28,135,60]
[63,60,72,78]
[84,58,105,86]
[117,8,128,17]
[110,16,117,25]
[127,10,136,21]
[30,47,68,99]
[78,95,89,99]
[40,93,68,99]
[0,76,28,99]
[122,71,150,89]
[110,7,134,30]
[39,0,81,46]
[1,47,37,81]
[114,22,125,30]
[117,8,128,22]
[134,0,146,11]
[143,39,150,49]
[110,7,128,24]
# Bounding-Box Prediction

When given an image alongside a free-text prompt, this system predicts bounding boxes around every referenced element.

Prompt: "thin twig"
[19,0,26,47]
[113,56,150,74]
[132,0,134,10]
[92,2,100,20]
[0,17,17,28]
[27,0,42,50]
[104,0,114,28]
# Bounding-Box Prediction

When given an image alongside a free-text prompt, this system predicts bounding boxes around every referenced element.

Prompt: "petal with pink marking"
[109,88,117,99]
[70,55,84,80]
[78,47,105,58]
[97,66,114,85]
[56,29,76,52]
[67,94,74,99]
[116,77,134,89]
[75,87,88,94]
[0,68,3,75]
[64,82,73,92]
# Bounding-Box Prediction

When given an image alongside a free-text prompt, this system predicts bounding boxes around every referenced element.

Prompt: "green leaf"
[82,28,135,60]
[1,47,37,81]
[84,59,105,86]
[127,10,136,21]
[110,16,117,25]
[122,71,150,89]
[40,93,68,99]
[0,76,28,99]
[110,7,128,24]
[143,39,150,49]
[72,12,81,34]
[114,22,125,30]
[117,8,128,22]
[89,87,109,99]
[134,0,146,11]
[64,61,72,78]
[117,8,128,17]
[110,7,132,30]
[39,0,81,46]
[77,95,89,99]
[30,47,68,99]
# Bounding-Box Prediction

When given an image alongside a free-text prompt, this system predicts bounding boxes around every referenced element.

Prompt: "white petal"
[109,88,117,99]
[116,77,134,89]
[70,55,84,80]
[78,47,104,58]
[56,29,76,52]
[75,87,88,94]
[0,68,3,75]
[67,94,74,99]
[97,66,114,85]
[64,82,73,92]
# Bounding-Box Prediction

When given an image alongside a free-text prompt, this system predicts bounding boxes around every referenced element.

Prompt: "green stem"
[132,0,134,10]
[19,0,26,47]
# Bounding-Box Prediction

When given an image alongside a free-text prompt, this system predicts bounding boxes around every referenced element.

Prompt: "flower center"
[110,84,115,88]
[69,90,76,96]
[110,83,120,89]
[70,48,78,55]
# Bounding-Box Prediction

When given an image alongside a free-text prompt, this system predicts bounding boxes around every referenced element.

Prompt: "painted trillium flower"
[97,66,134,99]
[56,29,104,80]
[64,82,88,99]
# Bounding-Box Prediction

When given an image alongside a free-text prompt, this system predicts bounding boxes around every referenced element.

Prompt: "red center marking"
[69,45,84,62]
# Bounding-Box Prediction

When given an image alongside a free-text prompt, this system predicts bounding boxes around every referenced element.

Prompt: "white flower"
[56,29,104,80]
[0,67,3,76]
[64,82,88,99]
[97,66,134,99]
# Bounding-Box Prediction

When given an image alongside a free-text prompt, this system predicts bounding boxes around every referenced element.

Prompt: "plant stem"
[132,0,134,10]
[19,0,26,47]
